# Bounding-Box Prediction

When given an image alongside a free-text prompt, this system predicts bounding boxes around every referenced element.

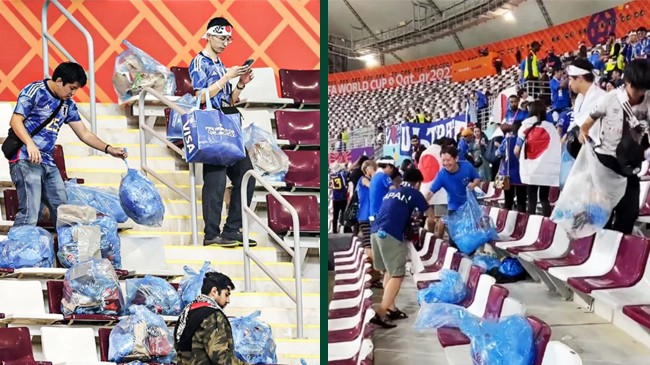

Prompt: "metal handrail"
[137,87,199,247]
[241,169,304,338]
[42,0,97,137]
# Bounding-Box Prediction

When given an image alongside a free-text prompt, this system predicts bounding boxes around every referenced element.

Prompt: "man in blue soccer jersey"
[189,17,256,247]
[9,62,127,227]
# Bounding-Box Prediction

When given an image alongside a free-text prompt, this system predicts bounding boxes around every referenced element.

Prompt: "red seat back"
[274,110,320,145]
[510,213,529,240]
[480,182,489,193]
[46,281,64,315]
[610,235,650,284]
[52,145,69,181]
[98,328,111,361]
[171,66,193,96]
[460,265,484,308]
[284,150,320,188]
[495,209,508,232]
[0,327,36,361]
[266,195,320,234]
[536,218,557,247]
[2,190,53,228]
[483,285,509,320]
[279,69,319,104]
[527,316,552,365]
[548,187,560,204]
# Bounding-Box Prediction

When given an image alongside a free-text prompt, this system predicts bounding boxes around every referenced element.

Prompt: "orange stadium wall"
[328,0,649,93]
[0,0,320,103]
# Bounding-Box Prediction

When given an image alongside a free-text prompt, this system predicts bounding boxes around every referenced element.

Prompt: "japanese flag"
[419,144,447,205]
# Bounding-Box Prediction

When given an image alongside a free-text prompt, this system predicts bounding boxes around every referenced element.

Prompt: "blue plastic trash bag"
[552,142,626,239]
[459,314,535,365]
[243,124,289,181]
[56,205,121,269]
[499,257,525,277]
[559,143,574,190]
[119,168,165,227]
[230,310,278,364]
[414,303,470,331]
[417,269,467,305]
[61,258,124,316]
[112,40,176,103]
[473,187,486,199]
[167,93,196,142]
[178,261,213,306]
[181,90,246,166]
[108,305,176,363]
[444,189,498,254]
[125,276,182,316]
[66,180,128,223]
[0,226,54,269]
[472,254,501,271]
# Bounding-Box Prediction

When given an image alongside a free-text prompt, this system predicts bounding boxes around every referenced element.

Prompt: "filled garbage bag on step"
[56,205,122,269]
[119,168,165,227]
[61,258,124,316]
[181,90,246,166]
[112,40,175,103]
[125,276,182,316]
[488,257,527,284]
[230,310,278,364]
[178,261,213,306]
[413,303,469,331]
[66,180,128,223]
[417,269,467,305]
[0,226,54,269]
[472,254,501,271]
[559,143,574,190]
[459,314,535,365]
[551,142,626,239]
[443,189,498,254]
[243,124,289,181]
[108,305,176,363]
[167,93,196,142]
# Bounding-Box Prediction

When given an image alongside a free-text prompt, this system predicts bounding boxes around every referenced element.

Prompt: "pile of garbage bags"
[61,258,123,316]
[66,180,128,223]
[417,269,467,305]
[0,226,54,269]
[119,168,165,227]
[112,40,175,103]
[125,276,182,316]
[230,311,278,364]
[444,190,498,254]
[243,124,289,182]
[56,205,121,269]
[178,261,213,306]
[108,305,176,363]
[472,254,501,271]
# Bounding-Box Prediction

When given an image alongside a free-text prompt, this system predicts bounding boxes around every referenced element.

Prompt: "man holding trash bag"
[6,62,127,227]
[189,17,256,247]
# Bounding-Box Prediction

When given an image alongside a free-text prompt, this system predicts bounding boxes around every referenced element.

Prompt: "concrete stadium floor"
[371,277,650,365]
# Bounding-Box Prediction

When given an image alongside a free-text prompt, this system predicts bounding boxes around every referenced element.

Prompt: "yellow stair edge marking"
[166,260,292,266]
[233,292,319,297]
[164,242,269,250]
[66,155,175,161]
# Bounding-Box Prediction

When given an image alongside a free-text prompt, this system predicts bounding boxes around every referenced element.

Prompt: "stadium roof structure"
[328,0,628,71]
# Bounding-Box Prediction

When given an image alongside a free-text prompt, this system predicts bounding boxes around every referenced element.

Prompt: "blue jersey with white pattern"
[12,80,81,166]
[189,52,232,109]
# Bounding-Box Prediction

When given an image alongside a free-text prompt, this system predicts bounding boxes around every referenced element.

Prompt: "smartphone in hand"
[242,59,254,68]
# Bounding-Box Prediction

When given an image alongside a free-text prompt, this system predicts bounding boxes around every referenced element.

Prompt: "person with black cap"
[189,17,256,247]
[369,167,433,328]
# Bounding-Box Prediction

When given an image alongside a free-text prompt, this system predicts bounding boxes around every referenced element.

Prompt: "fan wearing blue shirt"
[9,62,127,227]
[550,67,571,112]
[369,156,397,222]
[369,168,433,328]
[425,145,481,239]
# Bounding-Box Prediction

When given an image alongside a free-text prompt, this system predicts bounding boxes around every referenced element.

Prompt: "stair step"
[163,244,278,262]
[64,142,176,158]
[229,291,320,309]
[275,338,320,356]
[65,155,178,171]
[67,168,190,185]
[165,260,297,278]
[226,306,320,326]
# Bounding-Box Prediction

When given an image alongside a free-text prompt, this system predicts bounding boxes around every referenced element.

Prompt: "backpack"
[484,136,504,165]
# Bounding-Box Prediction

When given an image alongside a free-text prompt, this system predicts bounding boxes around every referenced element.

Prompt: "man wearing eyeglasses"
[189,17,256,247]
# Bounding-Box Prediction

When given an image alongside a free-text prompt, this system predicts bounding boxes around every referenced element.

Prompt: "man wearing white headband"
[567,58,606,144]
[189,17,256,247]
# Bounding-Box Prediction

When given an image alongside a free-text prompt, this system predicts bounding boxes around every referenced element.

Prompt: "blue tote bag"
[181,89,246,166]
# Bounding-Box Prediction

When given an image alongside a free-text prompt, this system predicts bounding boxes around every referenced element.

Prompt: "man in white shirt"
[578,59,650,234]
[567,58,607,144]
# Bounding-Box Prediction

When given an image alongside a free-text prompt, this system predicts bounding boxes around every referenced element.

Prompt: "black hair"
[207,17,233,29]
[400,159,413,171]
[354,155,369,168]
[509,94,519,100]
[623,59,650,90]
[51,62,87,87]
[434,136,457,147]
[411,135,420,141]
[531,41,540,49]
[516,89,526,98]
[570,58,596,83]
[639,27,647,33]
[527,100,547,122]
[403,167,424,184]
[440,145,458,159]
[201,271,235,295]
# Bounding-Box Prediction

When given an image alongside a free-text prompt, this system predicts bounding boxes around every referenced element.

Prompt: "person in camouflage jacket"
[174,272,250,365]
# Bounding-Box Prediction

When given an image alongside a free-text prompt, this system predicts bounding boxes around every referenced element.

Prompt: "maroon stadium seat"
[507,218,556,255]
[284,150,320,188]
[494,208,509,233]
[0,327,51,365]
[534,235,595,271]
[274,110,320,145]
[623,304,650,329]
[46,281,119,324]
[529,316,553,365]
[279,69,319,105]
[171,66,193,97]
[266,194,319,234]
